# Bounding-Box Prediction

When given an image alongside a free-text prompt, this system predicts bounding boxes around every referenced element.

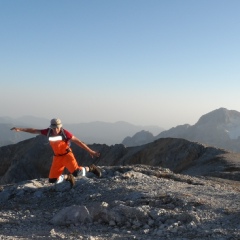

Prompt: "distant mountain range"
[3,108,240,153]
[0,116,164,146]
[122,108,240,153]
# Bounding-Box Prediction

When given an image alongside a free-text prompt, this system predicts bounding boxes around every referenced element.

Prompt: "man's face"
[52,127,61,135]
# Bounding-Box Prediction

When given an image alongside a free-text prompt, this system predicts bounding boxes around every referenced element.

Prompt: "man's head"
[50,118,62,129]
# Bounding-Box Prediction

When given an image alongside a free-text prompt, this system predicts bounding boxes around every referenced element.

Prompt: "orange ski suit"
[48,133,82,180]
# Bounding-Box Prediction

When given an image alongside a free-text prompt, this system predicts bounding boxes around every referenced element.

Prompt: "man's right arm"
[10,127,41,134]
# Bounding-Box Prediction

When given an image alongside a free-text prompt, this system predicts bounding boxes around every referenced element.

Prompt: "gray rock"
[50,205,92,226]
[0,189,11,204]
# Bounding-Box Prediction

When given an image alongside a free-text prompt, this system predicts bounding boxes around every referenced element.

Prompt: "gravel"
[0,165,240,239]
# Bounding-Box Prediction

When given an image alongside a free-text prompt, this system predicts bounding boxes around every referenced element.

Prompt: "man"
[11,118,101,187]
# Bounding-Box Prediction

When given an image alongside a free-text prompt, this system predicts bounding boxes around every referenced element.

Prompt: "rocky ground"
[0,165,240,240]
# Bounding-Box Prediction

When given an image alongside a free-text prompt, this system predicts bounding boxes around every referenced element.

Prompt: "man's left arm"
[71,136,100,158]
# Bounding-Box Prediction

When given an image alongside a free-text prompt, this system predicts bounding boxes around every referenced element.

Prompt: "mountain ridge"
[123,108,240,153]
[1,135,240,185]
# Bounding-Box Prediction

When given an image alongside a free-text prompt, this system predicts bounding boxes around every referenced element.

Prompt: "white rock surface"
[0,165,240,239]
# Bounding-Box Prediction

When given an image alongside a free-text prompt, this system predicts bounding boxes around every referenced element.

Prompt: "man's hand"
[11,127,21,132]
[90,150,100,158]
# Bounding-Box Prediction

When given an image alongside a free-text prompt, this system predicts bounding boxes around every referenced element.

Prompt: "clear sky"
[1,0,240,129]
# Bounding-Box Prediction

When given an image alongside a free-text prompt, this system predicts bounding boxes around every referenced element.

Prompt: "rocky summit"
[1,136,240,239]
[0,165,240,239]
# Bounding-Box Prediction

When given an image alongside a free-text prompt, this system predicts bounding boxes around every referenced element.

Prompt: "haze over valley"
[2,107,240,153]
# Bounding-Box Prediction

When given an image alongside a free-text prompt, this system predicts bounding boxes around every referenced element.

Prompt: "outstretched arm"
[71,135,100,158]
[10,127,41,135]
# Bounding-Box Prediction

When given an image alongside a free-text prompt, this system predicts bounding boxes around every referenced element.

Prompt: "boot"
[89,164,102,177]
[66,174,75,188]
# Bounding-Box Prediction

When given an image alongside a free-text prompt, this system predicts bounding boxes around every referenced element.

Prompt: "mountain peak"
[196,108,240,126]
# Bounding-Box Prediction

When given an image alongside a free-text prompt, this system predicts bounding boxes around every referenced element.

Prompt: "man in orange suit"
[11,118,101,187]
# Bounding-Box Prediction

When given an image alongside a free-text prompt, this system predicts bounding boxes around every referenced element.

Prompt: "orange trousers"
[49,152,82,179]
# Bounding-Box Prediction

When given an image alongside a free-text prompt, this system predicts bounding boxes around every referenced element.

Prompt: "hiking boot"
[89,164,102,177]
[66,174,75,188]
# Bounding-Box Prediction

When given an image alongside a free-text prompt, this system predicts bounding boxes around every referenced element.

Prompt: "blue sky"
[1,0,240,129]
